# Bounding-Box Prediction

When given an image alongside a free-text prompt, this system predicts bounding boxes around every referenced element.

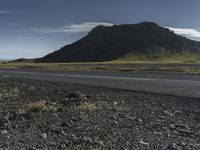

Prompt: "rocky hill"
[36,22,200,62]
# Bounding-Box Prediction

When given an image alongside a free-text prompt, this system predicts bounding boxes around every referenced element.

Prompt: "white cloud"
[0,10,11,14]
[167,27,200,39]
[0,22,21,26]
[31,22,113,33]
[14,37,41,40]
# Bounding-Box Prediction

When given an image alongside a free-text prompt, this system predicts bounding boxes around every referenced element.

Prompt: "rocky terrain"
[0,76,200,150]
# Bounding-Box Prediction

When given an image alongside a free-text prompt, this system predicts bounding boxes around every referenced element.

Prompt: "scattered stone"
[66,93,80,99]
[40,133,48,139]
[0,118,11,129]
[1,129,8,135]
[83,136,93,143]
[166,143,181,150]
[188,143,200,148]
[125,115,135,120]
[60,143,67,149]
[60,121,71,127]
[169,124,175,129]
[138,139,149,146]
[136,118,143,123]
[61,130,67,136]
[113,101,118,105]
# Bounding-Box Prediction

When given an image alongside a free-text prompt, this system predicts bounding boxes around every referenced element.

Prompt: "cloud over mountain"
[167,27,200,41]
[31,22,113,33]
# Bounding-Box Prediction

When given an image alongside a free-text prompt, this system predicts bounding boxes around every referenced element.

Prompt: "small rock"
[188,143,200,148]
[1,129,8,135]
[136,118,143,123]
[113,120,118,125]
[166,143,181,150]
[125,115,135,120]
[139,139,149,146]
[0,118,11,129]
[180,142,186,146]
[60,143,67,149]
[83,136,93,143]
[153,131,163,136]
[66,93,80,99]
[169,124,175,129]
[40,133,48,139]
[113,101,118,105]
[164,110,174,116]
[94,140,104,146]
[61,93,81,105]
[61,130,67,136]
[60,121,71,127]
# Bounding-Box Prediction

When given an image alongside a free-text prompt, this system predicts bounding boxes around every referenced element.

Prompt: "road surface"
[0,68,200,98]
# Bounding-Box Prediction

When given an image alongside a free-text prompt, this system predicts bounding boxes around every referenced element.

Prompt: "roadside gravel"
[0,76,200,150]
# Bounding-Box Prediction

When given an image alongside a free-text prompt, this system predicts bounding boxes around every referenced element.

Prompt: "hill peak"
[137,21,159,26]
[91,22,160,30]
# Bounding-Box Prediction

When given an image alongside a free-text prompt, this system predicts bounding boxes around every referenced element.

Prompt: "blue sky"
[0,0,200,59]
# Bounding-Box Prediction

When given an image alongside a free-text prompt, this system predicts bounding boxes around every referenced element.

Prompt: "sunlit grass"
[23,101,57,113]
[1,52,200,73]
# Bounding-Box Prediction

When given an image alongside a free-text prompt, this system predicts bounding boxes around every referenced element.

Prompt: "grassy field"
[1,62,200,74]
[114,51,200,63]
[1,52,200,73]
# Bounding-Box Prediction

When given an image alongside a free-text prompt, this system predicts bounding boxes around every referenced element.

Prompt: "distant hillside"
[36,22,200,62]
[10,58,33,63]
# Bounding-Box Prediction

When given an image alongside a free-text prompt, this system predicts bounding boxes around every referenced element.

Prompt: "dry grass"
[24,101,57,113]
[25,101,47,113]
[74,102,97,111]
[1,52,200,73]
[1,62,200,73]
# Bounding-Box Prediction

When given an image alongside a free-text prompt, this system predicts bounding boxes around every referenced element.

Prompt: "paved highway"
[0,68,200,98]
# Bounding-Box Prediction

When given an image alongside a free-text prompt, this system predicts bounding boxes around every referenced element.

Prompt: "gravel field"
[0,76,200,150]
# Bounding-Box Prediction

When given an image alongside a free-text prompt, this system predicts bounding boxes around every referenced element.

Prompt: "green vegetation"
[1,52,200,73]
[114,52,200,63]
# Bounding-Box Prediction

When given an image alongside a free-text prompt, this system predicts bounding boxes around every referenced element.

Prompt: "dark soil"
[0,76,200,150]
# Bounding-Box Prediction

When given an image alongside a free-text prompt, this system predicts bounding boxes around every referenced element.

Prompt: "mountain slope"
[37,22,200,62]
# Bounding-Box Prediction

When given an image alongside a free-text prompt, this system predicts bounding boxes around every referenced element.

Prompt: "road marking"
[0,70,200,84]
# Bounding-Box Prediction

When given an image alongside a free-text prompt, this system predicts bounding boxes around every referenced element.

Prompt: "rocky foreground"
[0,76,200,150]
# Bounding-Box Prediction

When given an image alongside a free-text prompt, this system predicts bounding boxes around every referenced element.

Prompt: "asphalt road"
[0,68,200,98]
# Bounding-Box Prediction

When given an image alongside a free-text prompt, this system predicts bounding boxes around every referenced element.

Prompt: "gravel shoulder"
[0,76,200,150]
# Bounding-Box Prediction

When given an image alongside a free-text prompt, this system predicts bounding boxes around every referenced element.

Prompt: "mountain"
[36,22,200,62]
